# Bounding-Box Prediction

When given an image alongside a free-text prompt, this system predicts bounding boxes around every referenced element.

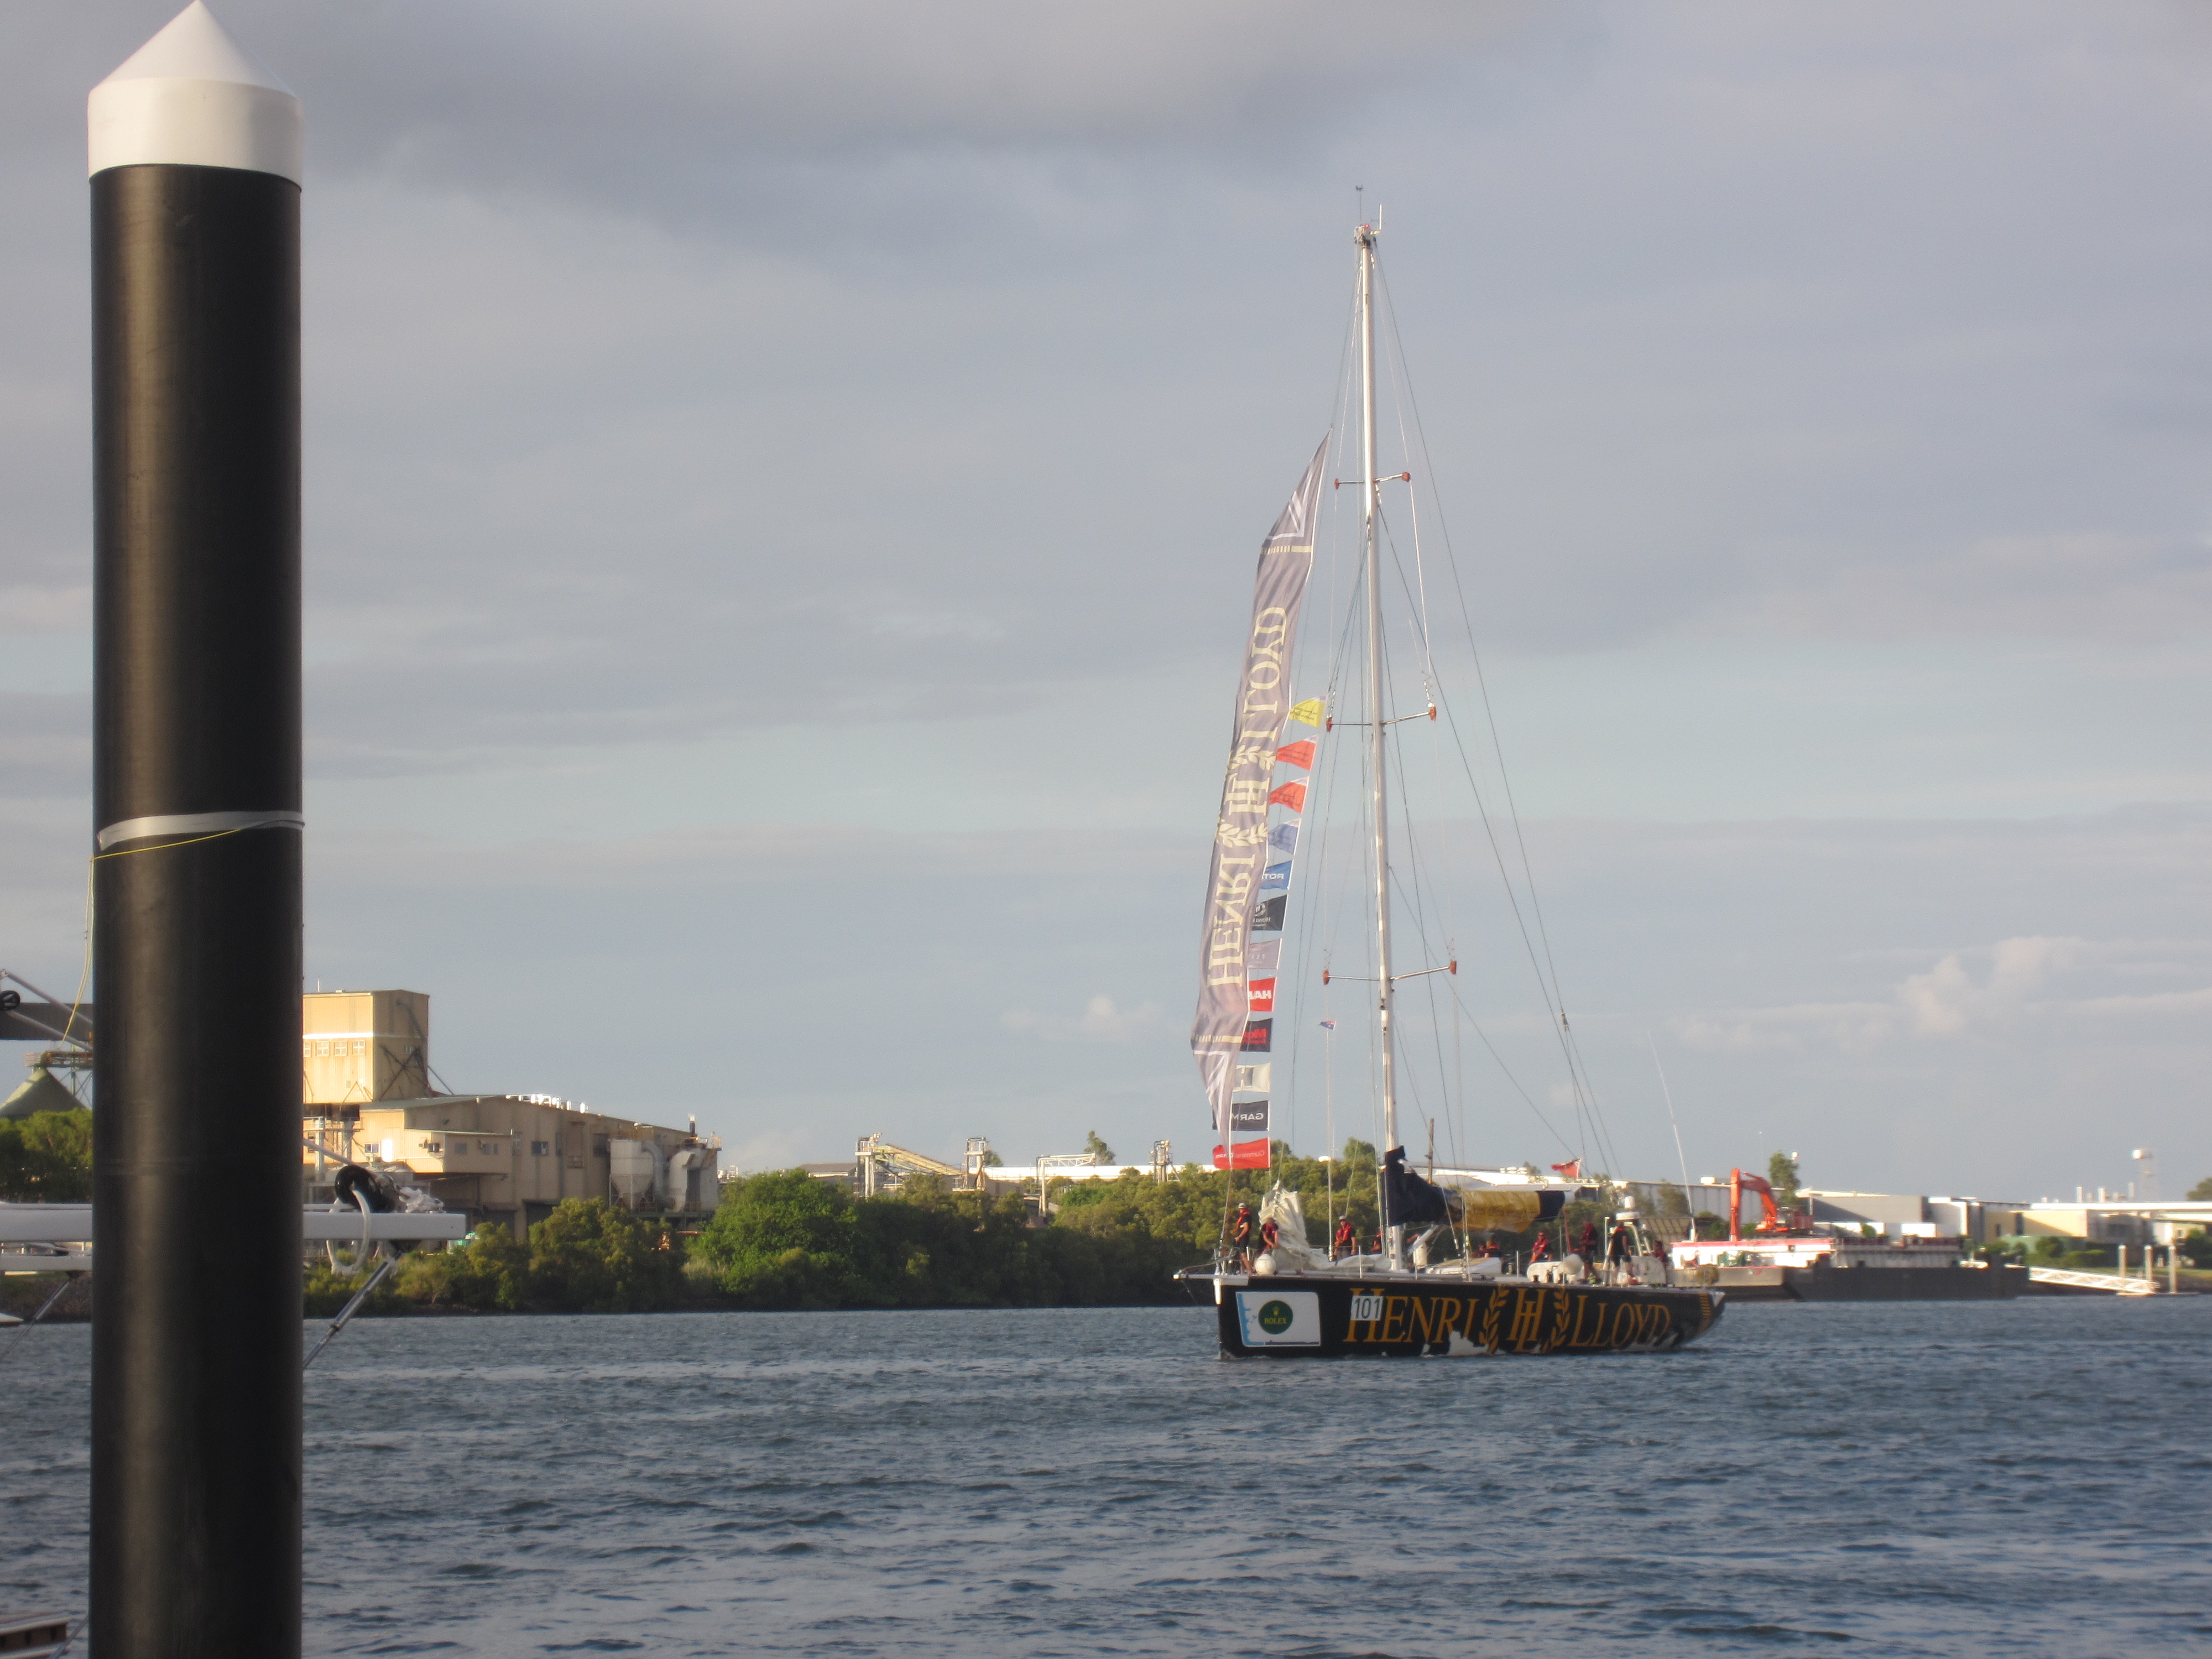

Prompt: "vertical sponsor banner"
[1191,440,1327,1134]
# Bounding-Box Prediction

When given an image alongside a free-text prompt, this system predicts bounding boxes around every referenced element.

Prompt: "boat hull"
[1197,1271,1724,1358]
[1679,1262,2028,1302]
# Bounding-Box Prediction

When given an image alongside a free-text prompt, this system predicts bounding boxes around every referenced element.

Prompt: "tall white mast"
[1357,220,1403,1270]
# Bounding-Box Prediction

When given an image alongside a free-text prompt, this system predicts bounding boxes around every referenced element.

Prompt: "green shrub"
[0,1109,92,1202]
[397,1228,531,1311]
[526,1198,684,1312]
[304,1261,406,1319]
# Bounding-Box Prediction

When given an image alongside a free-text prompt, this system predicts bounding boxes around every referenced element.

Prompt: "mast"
[1357,220,1403,1270]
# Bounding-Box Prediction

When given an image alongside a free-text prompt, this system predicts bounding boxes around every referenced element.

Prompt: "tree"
[2188,1176,2212,1202]
[0,1108,93,1202]
[396,1227,530,1311]
[528,1198,683,1312]
[1768,1151,1801,1211]
[693,1168,864,1308]
[1083,1130,1115,1165]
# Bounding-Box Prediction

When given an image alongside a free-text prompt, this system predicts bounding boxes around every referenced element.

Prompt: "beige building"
[300,990,718,1239]
[302,989,430,1104]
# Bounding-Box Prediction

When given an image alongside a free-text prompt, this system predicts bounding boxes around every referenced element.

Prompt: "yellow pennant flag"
[1287,697,1325,728]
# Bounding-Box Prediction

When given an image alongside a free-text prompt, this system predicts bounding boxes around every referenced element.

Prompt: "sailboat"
[1178,217,1724,1357]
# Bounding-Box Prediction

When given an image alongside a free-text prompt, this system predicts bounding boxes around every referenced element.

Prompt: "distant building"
[301,990,716,1239]
[302,989,430,1103]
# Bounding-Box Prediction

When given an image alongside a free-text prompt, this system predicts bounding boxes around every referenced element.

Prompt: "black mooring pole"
[88,6,304,1654]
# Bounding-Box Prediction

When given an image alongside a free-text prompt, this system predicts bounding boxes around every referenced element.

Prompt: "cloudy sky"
[4,1,2210,1201]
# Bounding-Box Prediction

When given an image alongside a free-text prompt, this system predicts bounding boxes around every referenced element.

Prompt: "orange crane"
[1728,1168,1814,1240]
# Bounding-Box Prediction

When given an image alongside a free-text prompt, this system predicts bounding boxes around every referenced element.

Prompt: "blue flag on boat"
[1259,861,1292,894]
[1267,822,1298,858]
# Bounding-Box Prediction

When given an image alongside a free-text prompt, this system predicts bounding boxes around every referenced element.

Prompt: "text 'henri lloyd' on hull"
[1177,214,1723,1359]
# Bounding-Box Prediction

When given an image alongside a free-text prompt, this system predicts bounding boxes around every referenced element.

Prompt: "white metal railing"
[0,1203,466,1271]
[2027,1265,2156,1295]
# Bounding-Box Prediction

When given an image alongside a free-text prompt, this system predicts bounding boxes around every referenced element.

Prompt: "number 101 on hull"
[1188,1272,1726,1358]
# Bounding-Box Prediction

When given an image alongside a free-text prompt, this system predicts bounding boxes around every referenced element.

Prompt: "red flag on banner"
[1247,977,1276,1013]
[1267,781,1307,811]
[1274,740,1316,770]
[1550,1159,1583,1179]
[1212,1139,1271,1170]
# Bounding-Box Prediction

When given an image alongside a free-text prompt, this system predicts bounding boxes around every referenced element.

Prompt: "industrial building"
[301,990,717,1239]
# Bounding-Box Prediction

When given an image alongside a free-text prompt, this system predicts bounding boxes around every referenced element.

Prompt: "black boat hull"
[1675,1262,2028,1302]
[1197,1271,1725,1357]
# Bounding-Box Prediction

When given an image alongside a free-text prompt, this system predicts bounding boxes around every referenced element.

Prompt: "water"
[6,1298,2209,1656]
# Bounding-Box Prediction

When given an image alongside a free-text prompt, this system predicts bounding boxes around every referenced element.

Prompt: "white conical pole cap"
[89,2,301,185]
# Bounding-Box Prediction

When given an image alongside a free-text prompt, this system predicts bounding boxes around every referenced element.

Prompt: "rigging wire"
[1372,254,1626,1177]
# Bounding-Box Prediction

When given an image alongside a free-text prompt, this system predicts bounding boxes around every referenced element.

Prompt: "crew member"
[1333,1217,1357,1259]
[1573,1219,1601,1262]
[1607,1222,1635,1282]
[1259,1215,1281,1256]
[1229,1202,1256,1268]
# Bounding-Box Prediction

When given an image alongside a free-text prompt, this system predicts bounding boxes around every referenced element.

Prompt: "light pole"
[2131,1147,2158,1203]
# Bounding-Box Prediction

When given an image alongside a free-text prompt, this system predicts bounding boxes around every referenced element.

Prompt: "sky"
[3,1,2210,1202]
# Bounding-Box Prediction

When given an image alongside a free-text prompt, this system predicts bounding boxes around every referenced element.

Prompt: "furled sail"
[1383,1146,1452,1228]
[1384,1147,1569,1234]
[1191,441,1328,1144]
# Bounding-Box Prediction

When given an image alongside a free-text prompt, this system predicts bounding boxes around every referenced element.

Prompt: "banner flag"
[1259,861,1292,894]
[1251,896,1286,934]
[1197,1049,1234,1130]
[1213,1139,1271,1170]
[1267,822,1298,858]
[1246,977,1276,1013]
[1274,740,1316,770]
[1287,697,1325,727]
[1191,439,1327,1135]
[1234,1062,1272,1093]
[1267,781,1307,812]
[1240,1017,1272,1052]
[1246,937,1281,976]
[1229,1099,1270,1134]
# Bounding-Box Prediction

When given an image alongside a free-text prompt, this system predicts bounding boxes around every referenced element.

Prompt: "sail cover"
[1191,440,1328,1136]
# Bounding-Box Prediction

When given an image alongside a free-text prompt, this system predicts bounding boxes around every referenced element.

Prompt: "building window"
[530,1141,550,1156]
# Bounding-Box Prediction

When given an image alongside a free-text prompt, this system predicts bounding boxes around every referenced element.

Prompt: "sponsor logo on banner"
[1213,1139,1270,1170]
[1189,441,1327,1133]
[1274,740,1315,770]
[1239,1018,1272,1052]
[1267,781,1307,812]
[1229,1099,1269,1134]
[1251,897,1286,934]
[1235,1290,1321,1347]
[1259,861,1292,894]
[1247,938,1281,976]
[1234,1062,1271,1093]
[1246,978,1276,1013]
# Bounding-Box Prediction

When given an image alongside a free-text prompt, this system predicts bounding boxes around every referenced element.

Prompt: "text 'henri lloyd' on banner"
[1191,440,1327,1171]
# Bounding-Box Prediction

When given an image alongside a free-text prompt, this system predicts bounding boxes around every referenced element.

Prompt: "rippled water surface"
[7,1298,2210,1655]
